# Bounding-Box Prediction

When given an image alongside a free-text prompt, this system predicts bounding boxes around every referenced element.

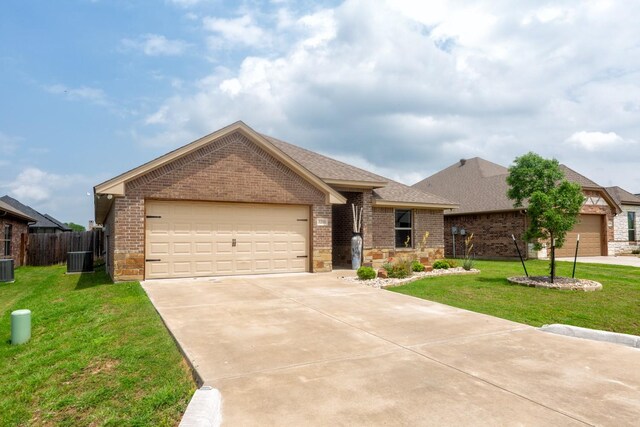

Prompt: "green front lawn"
[389,260,640,335]
[0,264,195,426]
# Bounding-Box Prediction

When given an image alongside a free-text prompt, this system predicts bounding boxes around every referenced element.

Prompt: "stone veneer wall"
[0,217,29,267]
[363,207,445,269]
[609,204,640,255]
[110,131,331,281]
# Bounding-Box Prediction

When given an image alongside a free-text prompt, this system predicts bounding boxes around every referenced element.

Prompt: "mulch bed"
[507,276,603,291]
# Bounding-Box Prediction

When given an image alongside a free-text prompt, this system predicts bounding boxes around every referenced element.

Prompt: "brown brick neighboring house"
[94,122,457,281]
[0,200,35,267]
[412,158,619,259]
[605,186,640,255]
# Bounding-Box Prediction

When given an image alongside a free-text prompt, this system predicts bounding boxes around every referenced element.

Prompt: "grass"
[389,260,640,335]
[0,263,196,426]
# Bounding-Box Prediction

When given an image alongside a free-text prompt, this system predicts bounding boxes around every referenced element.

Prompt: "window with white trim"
[629,211,636,242]
[3,224,12,256]
[395,209,413,248]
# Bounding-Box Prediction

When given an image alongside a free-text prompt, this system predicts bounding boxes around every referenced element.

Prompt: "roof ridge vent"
[459,159,466,166]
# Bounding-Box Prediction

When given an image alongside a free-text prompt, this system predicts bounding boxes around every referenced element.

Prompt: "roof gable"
[94,122,348,222]
[413,157,620,215]
[606,186,640,207]
[0,195,65,228]
[0,199,36,222]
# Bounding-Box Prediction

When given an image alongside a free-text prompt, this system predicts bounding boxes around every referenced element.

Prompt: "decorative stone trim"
[507,276,602,291]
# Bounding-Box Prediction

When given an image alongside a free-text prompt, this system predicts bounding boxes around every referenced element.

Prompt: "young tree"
[65,222,86,232]
[507,152,585,282]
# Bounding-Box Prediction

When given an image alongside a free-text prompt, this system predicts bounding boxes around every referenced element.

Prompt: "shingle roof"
[412,157,614,215]
[412,158,515,214]
[0,199,35,222]
[0,195,70,231]
[605,186,640,206]
[559,165,600,188]
[263,135,388,184]
[263,134,456,207]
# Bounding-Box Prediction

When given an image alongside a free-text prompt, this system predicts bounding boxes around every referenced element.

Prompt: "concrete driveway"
[142,272,640,426]
[556,255,640,267]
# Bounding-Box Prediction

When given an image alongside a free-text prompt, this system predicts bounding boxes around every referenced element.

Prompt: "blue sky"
[1,0,639,226]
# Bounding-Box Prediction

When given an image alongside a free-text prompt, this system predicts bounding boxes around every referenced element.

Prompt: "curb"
[179,386,222,427]
[540,324,640,349]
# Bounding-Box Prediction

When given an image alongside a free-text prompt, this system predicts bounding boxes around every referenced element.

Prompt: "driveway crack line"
[250,283,594,426]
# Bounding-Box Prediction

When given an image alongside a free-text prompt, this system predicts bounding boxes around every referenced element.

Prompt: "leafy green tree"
[507,152,585,282]
[65,222,86,232]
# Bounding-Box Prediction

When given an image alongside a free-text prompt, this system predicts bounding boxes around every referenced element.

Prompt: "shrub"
[391,265,409,278]
[357,266,376,280]
[462,257,474,271]
[632,249,640,255]
[446,259,458,268]
[411,260,425,272]
[432,260,450,269]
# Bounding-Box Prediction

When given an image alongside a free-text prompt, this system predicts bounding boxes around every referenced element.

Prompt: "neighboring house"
[0,200,35,266]
[94,122,456,282]
[412,158,619,259]
[0,195,71,234]
[605,186,640,255]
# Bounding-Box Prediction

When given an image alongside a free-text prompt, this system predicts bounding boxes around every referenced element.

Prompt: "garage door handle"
[146,259,161,262]
[297,255,308,258]
[232,239,236,247]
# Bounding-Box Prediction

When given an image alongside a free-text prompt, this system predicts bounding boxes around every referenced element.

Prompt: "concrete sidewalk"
[143,272,640,426]
[556,255,640,267]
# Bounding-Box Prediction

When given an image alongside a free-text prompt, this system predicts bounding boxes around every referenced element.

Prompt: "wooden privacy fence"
[26,230,104,266]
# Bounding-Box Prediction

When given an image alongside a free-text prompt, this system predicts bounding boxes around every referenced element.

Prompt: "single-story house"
[0,199,35,267]
[0,195,72,234]
[412,157,619,259]
[605,186,640,255]
[94,121,457,281]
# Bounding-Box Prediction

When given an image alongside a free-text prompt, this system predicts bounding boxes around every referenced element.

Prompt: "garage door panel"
[195,261,213,272]
[149,262,169,276]
[556,215,603,257]
[145,201,309,279]
[195,243,213,254]
[149,243,169,256]
[173,243,191,255]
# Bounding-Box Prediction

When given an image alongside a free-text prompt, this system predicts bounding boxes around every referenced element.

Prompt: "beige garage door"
[145,201,309,279]
[555,214,603,257]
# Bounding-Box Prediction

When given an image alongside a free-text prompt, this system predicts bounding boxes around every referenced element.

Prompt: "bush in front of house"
[432,260,450,269]
[357,266,377,280]
[382,257,412,279]
[411,260,425,272]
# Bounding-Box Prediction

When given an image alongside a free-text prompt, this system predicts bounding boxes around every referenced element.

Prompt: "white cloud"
[203,15,267,48]
[45,84,109,106]
[566,131,624,151]
[6,167,86,202]
[136,0,640,190]
[121,34,189,56]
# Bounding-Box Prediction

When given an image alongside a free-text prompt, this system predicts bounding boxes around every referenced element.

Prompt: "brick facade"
[109,131,331,281]
[443,189,617,259]
[581,189,615,244]
[331,190,374,266]
[0,217,28,267]
[444,211,528,259]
